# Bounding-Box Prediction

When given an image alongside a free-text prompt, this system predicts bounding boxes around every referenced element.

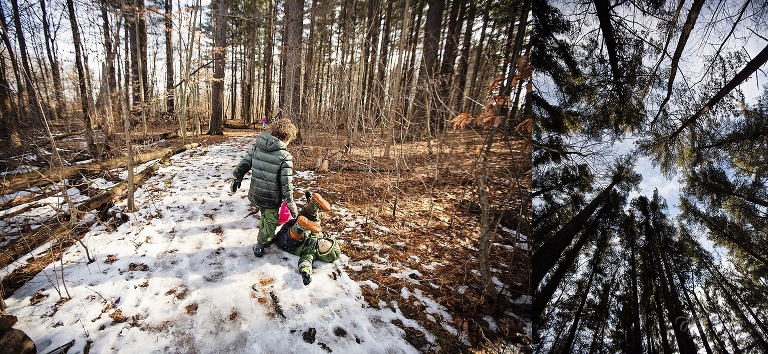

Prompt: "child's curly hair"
[268,118,298,143]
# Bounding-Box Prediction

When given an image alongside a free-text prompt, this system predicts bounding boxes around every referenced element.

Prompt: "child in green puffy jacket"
[274,192,341,285]
[230,118,299,258]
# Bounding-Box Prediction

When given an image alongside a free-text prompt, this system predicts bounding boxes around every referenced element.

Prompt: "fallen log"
[0,185,59,212]
[75,163,159,214]
[224,121,255,130]
[1,235,80,300]
[0,162,163,297]
[0,143,197,193]
[0,162,157,270]
[0,144,191,271]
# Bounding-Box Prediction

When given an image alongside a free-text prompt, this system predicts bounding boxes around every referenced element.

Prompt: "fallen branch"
[224,121,255,130]
[0,185,61,212]
[0,144,194,271]
[0,143,198,193]
[0,163,154,270]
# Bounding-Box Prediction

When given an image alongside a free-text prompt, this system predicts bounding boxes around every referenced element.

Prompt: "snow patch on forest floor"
[3,134,530,353]
[2,135,426,353]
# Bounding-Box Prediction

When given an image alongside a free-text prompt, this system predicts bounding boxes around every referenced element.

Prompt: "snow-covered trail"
[4,135,418,354]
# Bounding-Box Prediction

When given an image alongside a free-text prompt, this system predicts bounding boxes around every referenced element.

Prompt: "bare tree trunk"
[384,0,411,159]
[476,172,499,301]
[243,44,255,125]
[653,283,673,354]
[450,0,475,113]
[0,59,21,150]
[464,5,488,113]
[653,0,706,124]
[0,5,24,116]
[706,260,768,346]
[11,0,40,123]
[693,286,729,353]
[179,0,201,144]
[375,0,392,136]
[229,39,237,122]
[284,0,303,123]
[437,0,462,130]
[592,0,625,92]
[410,0,443,140]
[208,0,227,135]
[134,5,149,139]
[126,0,148,135]
[533,179,618,286]
[672,261,713,354]
[560,254,599,352]
[165,0,175,117]
[302,0,319,133]
[263,0,275,121]
[193,13,203,137]
[123,21,131,111]
[654,231,697,352]
[40,0,66,127]
[100,0,118,139]
[629,230,643,353]
[534,205,603,318]
[362,0,381,117]
[67,0,97,158]
[666,43,768,143]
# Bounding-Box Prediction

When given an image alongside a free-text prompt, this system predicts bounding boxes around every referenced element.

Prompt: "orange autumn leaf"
[451,113,474,129]
[488,76,505,91]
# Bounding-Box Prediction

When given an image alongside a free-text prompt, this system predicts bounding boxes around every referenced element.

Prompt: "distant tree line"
[0,0,522,157]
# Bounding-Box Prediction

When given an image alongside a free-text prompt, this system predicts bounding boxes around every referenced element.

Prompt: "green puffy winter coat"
[232,132,298,216]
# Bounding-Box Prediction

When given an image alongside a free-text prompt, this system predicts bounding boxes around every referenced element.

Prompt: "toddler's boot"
[304,192,331,216]
[253,242,265,258]
[295,215,322,233]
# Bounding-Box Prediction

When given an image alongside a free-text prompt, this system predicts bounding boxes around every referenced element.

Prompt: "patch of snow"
[3,136,421,354]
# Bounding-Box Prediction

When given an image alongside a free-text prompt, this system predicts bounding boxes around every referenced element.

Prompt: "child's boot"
[296,215,322,233]
[253,242,265,257]
[304,192,331,216]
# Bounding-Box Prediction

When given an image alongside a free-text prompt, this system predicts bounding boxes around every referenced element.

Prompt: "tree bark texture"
[410,0,444,140]
[284,0,303,122]
[208,0,227,135]
[165,0,175,116]
[11,0,40,122]
[66,0,97,157]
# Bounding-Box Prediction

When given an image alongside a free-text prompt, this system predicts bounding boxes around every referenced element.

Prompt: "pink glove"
[278,201,291,225]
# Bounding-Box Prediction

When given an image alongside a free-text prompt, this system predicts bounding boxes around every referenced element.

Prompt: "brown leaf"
[488,76,505,91]
[516,117,532,133]
[451,113,474,130]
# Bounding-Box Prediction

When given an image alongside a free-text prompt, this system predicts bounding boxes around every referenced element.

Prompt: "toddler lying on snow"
[271,192,341,285]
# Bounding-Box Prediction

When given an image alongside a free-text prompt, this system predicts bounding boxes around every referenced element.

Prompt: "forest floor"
[1,122,531,353]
